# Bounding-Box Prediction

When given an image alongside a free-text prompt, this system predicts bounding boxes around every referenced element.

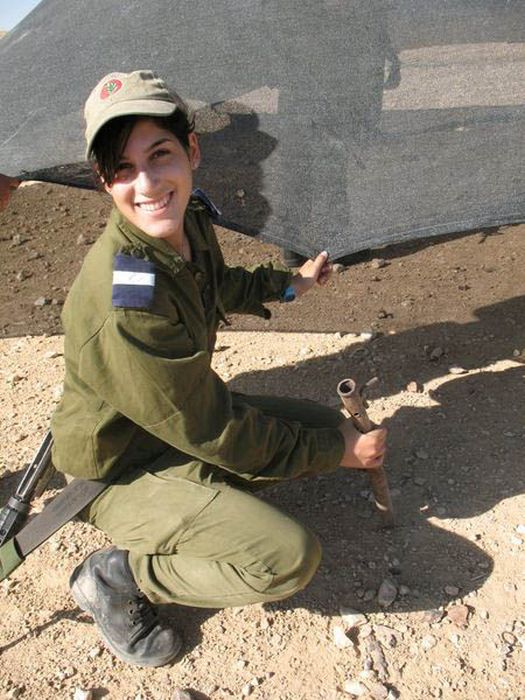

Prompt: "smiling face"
[103,118,200,248]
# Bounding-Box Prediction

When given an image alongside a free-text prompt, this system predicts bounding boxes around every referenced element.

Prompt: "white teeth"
[137,193,171,212]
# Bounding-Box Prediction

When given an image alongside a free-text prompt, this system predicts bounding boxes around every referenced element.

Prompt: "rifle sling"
[16,478,108,557]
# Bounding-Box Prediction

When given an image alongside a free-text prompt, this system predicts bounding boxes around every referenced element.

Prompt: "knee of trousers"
[270,524,322,596]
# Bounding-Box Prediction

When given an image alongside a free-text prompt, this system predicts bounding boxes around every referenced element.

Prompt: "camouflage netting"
[1,0,524,257]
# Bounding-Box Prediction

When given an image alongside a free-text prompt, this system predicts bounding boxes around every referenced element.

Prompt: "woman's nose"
[135,167,158,192]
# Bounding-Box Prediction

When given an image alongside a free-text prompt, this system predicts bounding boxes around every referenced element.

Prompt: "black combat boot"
[70,547,181,667]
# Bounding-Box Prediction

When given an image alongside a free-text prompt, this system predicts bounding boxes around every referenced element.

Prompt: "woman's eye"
[152,149,171,159]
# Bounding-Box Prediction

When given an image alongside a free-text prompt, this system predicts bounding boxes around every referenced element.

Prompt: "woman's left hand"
[290,251,332,297]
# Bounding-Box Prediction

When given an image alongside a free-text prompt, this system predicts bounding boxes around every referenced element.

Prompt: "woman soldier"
[44,70,387,667]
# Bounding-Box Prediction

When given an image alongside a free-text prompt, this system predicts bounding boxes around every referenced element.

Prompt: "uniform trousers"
[85,395,344,607]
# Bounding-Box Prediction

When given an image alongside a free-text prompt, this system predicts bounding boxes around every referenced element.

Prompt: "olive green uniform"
[51,195,345,607]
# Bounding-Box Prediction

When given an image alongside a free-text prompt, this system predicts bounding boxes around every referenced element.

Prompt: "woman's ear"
[91,162,111,193]
[188,133,201,171]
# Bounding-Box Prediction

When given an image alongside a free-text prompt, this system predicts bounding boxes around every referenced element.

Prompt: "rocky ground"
[0,183,524,699]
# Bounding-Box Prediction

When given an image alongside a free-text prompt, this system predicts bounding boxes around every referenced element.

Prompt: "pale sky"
[0,0,41,31]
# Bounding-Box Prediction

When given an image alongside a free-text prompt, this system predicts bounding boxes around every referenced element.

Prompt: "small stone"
[362,656,374,670]
[510,536,522,546]
[6,688,24,700]
[447,605,470,628]
[360,331,374,341]
[234,659,248,670]
[444,585,460,596]
[8,373,25,385]
[343,680,367,696]
[399,584,410,596]
[502,631,516,646]
[421,634,437,651]
[333,263,345,274]
[415,448,429,460]
[359,623,374,639]
[413,476,427,486]
[406,380,422,393]
[449,633,460,647]
[368,682,389,700]
[429,347,444,361]
[76,233,86,245]
[44,350,62,359]
[333,625,353,649]
[340,606,367,629]
[57,666,76,680]
[479,609,489,620]
[172,691,193,700]
[2,579,16,592]
[449,366,468,375]
[377,309,389,319]
[423,609,444,625]
[516,524,525,535]
[377,579,397,608]
[363,588,376,602]
[73,690,94,700]
[87,645,102,659]
[374,625,398,648]
[15,270,31,282]
[241,683,253,696]
[52,384,64,401]
[371,258,387,269]
[34,296,51,307]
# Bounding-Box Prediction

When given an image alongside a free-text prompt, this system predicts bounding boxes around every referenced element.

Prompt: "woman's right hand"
[0,174,20,211]
[338,419,387,469]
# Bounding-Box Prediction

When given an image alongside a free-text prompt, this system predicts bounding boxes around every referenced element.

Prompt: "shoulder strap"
[191,188,222,219]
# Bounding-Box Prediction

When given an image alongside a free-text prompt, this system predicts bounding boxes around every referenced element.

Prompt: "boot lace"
[127,590,159,641]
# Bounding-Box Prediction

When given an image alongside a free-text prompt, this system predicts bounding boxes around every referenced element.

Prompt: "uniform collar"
[109,200,209,268]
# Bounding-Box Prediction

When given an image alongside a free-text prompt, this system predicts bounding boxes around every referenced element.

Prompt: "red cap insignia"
[100,79,123,100]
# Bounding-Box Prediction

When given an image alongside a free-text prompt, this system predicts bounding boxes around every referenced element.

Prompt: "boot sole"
[70,560,182,667]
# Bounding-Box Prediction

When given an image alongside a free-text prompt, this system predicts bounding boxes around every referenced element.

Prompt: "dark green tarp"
[0,0,523,257]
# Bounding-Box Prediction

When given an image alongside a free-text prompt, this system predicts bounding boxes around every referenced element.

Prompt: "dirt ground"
[0,183,524,700]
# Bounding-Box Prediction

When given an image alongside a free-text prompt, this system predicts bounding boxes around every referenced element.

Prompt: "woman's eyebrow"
[146,138,173,152]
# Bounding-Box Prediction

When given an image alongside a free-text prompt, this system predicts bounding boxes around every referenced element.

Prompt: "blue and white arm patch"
[112,254,156,309]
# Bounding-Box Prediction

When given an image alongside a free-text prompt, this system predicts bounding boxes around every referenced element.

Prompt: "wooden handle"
[337,378,394,527]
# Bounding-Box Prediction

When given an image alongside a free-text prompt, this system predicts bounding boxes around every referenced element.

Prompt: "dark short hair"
[90,111,195,185]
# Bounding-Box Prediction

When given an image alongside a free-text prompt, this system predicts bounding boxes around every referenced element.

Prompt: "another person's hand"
[338,419,387,469]
[0,174,20,211]
[290,251,332,297]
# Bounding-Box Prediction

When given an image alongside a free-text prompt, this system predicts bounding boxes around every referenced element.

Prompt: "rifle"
[0,431,55,547]
[0,431,108,581]
[337,377,394,527]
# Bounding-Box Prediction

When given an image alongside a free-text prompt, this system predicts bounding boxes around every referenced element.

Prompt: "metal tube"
[337,378,394,527]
